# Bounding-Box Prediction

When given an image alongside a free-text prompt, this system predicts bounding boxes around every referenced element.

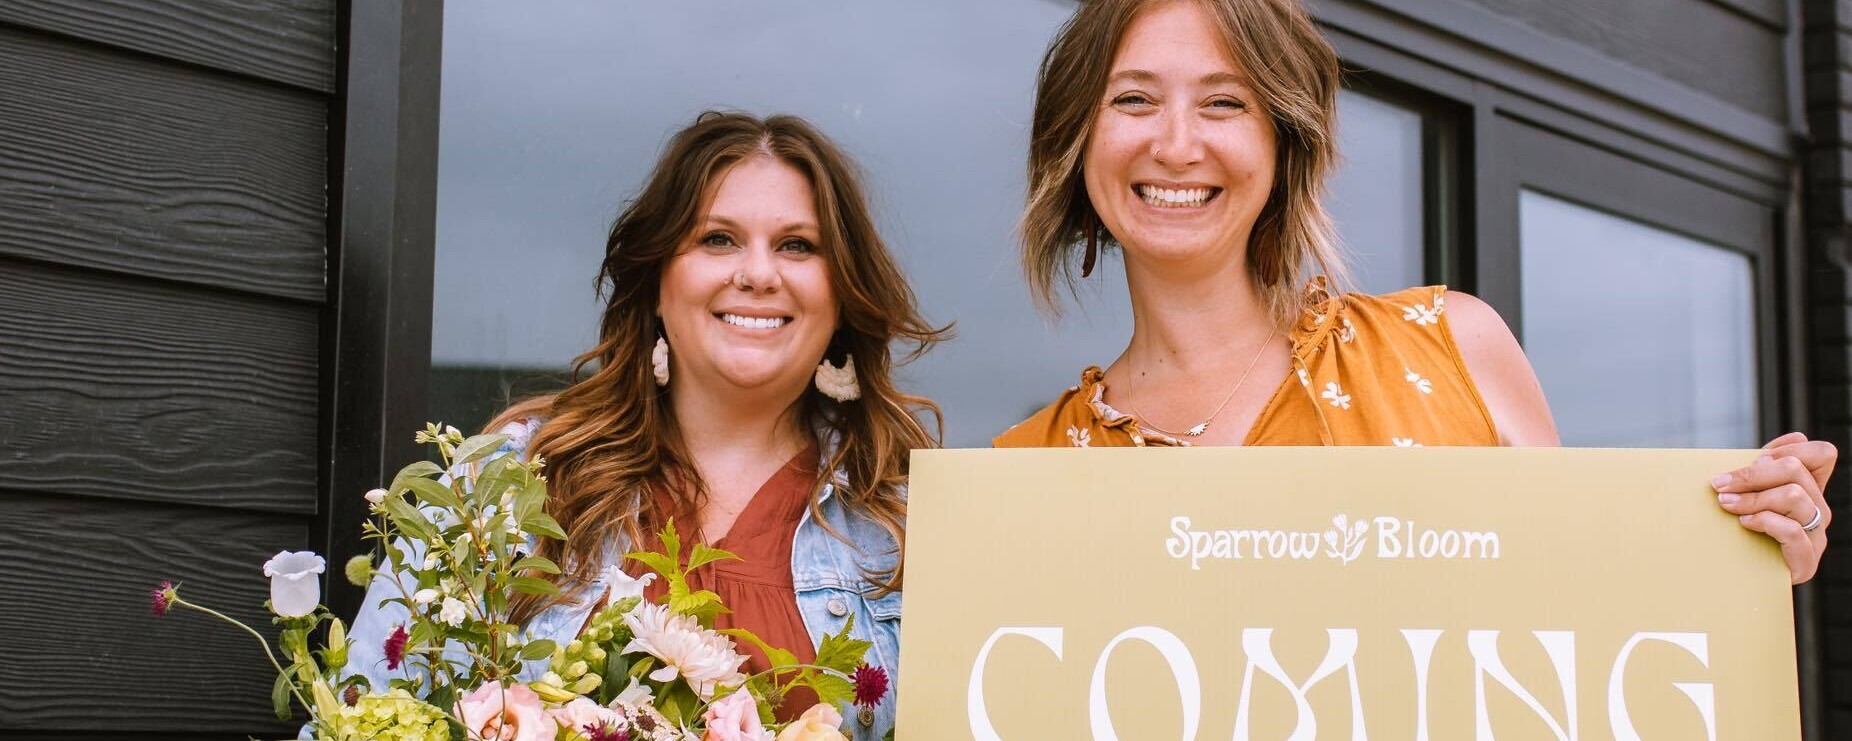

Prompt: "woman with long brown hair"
[344,111,942,737]
[994,0,1835,582]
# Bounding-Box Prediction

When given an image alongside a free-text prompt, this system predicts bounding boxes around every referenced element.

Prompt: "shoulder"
[1430,291,1560,446]
[490,417,544,459]
[992,370,1098,448]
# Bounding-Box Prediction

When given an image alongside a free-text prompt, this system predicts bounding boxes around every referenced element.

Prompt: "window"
[1520,191,1759,446]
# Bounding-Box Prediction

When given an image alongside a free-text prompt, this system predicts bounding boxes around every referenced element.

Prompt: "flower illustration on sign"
[1321,514,1370,564]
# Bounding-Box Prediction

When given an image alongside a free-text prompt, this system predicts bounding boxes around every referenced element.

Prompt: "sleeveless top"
[993,282,1500,448]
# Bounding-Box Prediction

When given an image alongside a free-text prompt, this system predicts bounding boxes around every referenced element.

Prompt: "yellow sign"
[896,447,1796,740]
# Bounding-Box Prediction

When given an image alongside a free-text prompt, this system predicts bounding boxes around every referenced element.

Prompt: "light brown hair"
[498,111,946,624]
[1022,0,1349,328]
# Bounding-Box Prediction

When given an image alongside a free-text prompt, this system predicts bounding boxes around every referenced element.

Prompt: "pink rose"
[454,683,557,741]
[774,704,847,741]
[701,690,767,741]
[549,697,627,738]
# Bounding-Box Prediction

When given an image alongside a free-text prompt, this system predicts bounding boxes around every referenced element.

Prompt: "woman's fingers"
[1715,482,1816,523]
[1735,510,1820,584]
[1714,454,1824,524]
[1763,435,1837,493]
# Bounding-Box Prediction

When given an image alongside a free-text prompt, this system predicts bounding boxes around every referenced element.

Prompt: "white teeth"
[1136,185,1214,208]
[720,313,787,329]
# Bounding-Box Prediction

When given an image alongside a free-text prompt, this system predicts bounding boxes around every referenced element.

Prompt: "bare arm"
[1445,292,1560,447]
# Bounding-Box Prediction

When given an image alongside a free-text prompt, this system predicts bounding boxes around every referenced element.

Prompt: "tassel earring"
[651,336,670,387]
[814,355,860,401]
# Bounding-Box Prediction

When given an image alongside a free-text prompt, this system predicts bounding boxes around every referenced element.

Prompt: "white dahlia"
[621,603,747,700]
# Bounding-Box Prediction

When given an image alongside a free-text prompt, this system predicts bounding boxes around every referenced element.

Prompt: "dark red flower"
[384,624,409,670]
[583,722,630,741]
[150,581,175,617]
[850,663,889,709]
[343,684,361,706]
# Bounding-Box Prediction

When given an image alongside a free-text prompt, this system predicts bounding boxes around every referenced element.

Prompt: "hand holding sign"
[1713,432,1836,583]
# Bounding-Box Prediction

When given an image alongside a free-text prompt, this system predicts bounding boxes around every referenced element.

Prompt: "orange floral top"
[993,283,1500,448]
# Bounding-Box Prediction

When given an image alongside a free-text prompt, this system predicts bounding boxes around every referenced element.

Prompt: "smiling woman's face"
[657,155,838,400]
[1083,0,1277,272]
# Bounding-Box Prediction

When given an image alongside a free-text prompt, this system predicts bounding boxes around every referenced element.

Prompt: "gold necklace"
[1126,327,1279,438]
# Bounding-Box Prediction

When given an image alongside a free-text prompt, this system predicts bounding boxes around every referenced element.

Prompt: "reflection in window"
[1329,91,1424,295]
[428,1,1433,445]
[1519,190,1758,447]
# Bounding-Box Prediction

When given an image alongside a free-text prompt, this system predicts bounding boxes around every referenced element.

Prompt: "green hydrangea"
[317,690,450,741]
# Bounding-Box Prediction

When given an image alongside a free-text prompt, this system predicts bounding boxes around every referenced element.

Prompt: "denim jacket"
[338,420,903,739]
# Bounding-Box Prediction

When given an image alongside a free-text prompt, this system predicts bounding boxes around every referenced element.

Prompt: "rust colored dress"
[626,444,822,721]
[994,283,1501,448]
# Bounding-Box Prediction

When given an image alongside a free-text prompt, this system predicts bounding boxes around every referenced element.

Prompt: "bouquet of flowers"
[151,423,887,741]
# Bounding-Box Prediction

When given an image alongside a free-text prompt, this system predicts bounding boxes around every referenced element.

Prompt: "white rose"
[439,596,469,626]
[261,551,326,618]
[364,488,387,505]
[413,588,438,605]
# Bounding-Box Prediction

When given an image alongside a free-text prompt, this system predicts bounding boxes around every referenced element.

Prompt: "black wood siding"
[0,1,335,736]
[1802,1,1852,737]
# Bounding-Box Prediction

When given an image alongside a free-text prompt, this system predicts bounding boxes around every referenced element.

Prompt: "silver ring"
[1802,505,1825,532]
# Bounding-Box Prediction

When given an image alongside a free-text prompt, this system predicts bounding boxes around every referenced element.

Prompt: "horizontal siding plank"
[0,492,305,732]
[0,260,319,514]
[0,0,335,92]
[1439,0,1789,119]
[0,25,327,302]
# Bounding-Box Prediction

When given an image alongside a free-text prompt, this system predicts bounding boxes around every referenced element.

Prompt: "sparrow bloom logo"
[1166,514,1501,570]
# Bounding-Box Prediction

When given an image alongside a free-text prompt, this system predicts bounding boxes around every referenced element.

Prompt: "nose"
[732,241,781,294]
[1153,107,1205,169]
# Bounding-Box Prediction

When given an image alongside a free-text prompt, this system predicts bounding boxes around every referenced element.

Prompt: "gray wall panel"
[1459,0,1787,118]
[0,491,304,733]
[0,0,337,92]
[0,260,320,514]
[0,25,328,302]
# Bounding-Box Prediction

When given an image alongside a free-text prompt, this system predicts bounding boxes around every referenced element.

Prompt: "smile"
[1134,184,1221,209]
[717,313,789,329]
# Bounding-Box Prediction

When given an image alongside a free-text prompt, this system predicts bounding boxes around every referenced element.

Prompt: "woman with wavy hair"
[994,0,1835,582]
[345,111,943,736]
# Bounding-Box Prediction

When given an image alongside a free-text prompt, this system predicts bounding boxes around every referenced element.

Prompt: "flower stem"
[174,598,316,715]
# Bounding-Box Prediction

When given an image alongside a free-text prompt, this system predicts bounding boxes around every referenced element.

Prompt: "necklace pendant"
[1185,422,1209,436]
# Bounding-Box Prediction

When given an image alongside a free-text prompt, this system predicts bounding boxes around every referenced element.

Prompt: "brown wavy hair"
[497,111,947,625]
[1021,0,1349,328]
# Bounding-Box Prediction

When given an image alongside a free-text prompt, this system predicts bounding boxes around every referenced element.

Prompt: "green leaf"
[685,542,740,572]
[522,511,567,541]
[600,652,631,705]
[519,639,557,661]
[659,519,683,562]
[511,555,561,575]
[814,614,872,675]
[509,576,558,596]
[404,476,462,510]
[669,589,724,615]
[393,459,445,484]
[808,672,855,708]
[719,628,798,669]
[624,551,678,580]
[656,681,699,727]
[271,669,294,721]
[452,433,510,467]
[381,496,438,543]
[515,476,547,522]
[628,656,657,681]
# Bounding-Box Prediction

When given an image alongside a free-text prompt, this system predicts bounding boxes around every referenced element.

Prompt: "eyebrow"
[700,215,820,234]
[1107,69,1250,87]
